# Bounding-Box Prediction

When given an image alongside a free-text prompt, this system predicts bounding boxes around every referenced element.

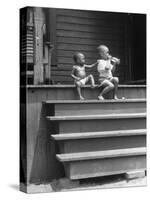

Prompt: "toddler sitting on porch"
[71,52,97,100]
[97,45,120,100]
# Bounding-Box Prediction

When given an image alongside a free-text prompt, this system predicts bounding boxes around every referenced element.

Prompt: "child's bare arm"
[111,58,120,73]
[84,61,98,68]
[71,67,80,81]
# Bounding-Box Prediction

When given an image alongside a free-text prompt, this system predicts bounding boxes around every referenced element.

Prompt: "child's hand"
[111,57,120,65]
[117,59,120,64]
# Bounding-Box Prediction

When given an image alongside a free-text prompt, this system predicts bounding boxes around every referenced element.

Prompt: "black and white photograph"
[20,6,146,193]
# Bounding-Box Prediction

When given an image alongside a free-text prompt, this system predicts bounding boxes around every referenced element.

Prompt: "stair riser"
[59,135,146,153]
[28,86,146,100]
[54,102,146,116]
[58,118,146,133]
[64,155,146,180]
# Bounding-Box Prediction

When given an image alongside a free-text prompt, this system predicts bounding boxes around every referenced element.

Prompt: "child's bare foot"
[79,96,85,100]
[121,97,126,100]
[98,95,104,100]
[114,95,119,100]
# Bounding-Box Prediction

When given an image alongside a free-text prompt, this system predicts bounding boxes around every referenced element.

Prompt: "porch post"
[33,7,44,84]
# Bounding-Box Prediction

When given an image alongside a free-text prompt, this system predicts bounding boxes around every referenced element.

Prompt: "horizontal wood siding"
[51,8,129,84]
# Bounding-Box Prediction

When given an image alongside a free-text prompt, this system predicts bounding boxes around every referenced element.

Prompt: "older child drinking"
[97,45,120,100]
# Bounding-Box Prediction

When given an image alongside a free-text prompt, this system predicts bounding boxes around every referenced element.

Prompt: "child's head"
[97,45,110,60]
[73,52,85,66]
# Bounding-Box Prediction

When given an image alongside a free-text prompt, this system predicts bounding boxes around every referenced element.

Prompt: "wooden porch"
[20,7,146,193]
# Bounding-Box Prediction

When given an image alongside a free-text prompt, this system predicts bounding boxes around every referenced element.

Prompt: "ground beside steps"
[45,96,146,181]
[21,175,146,193]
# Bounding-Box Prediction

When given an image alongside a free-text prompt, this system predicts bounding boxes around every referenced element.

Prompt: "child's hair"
[97,45,108,52]
[73,52,82,63]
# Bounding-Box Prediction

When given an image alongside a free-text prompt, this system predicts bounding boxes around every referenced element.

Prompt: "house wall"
[21,7,146,85]
[49,8,130,84]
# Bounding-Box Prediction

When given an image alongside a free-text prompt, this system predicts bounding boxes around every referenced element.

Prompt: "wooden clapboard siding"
[50,8,128,84]
[56,15,123,27]
[57,37,124,47]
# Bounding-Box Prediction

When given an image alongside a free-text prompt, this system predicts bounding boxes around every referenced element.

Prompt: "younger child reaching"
[71,52,97,100]
[97,45,120,100]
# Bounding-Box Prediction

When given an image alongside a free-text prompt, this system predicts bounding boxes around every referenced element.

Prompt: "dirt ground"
[22,174,147,193]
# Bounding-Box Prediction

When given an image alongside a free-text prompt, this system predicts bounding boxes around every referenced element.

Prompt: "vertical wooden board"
[27,99,40,182]
[33,7,44,84]
[27,88,65,183]
[20,103,27,184]
[27,88,48,182]
[49,8,57,66]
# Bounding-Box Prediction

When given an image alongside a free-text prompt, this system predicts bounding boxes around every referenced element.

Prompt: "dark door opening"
[130,14,146,82]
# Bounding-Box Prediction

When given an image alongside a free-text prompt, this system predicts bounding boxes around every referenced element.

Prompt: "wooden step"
[48,113,146,133]
[51,129,146,140]
[56,147,146,162]
[27,84,146,100]
[47,113,146,121]
[44,99,146,116]
[51,129,146,153]
[56,147,146,180]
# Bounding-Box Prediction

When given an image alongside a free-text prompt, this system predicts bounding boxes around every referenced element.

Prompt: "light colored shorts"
[75,76,89,87]
[99,77,113,84]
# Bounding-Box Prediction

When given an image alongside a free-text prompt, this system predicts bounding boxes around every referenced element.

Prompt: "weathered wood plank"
[56,55,125,65]
[124,171,146,179]
[56,43,123,52]
[68,155,146,179]
[27,85,146,100]
[57,135,146,153]
[57,36,124,47]
[56,22,124,34]
[58,117,146,133]
[47,113,146,121]
[49,8,57,65]
[56,15,124,27]
[56,147,146,162]
[52,129,146,153]
[56,8,125,21]
[56,30,123,41]
[57,50,125,63]
[33,7,44,84]
[51,129,146,140]
[52,75,73,83]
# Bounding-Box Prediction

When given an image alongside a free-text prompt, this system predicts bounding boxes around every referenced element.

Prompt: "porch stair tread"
[44,98,146,104]
[51,129,146,141]
[27,84,146,88]
[47,112,146,121]
[56,147,146,162]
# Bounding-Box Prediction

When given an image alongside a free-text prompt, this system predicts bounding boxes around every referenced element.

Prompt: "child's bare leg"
[76,83,84,100]
[111,77,119,99]
[98,80,114,100]
[88,74,95,88]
